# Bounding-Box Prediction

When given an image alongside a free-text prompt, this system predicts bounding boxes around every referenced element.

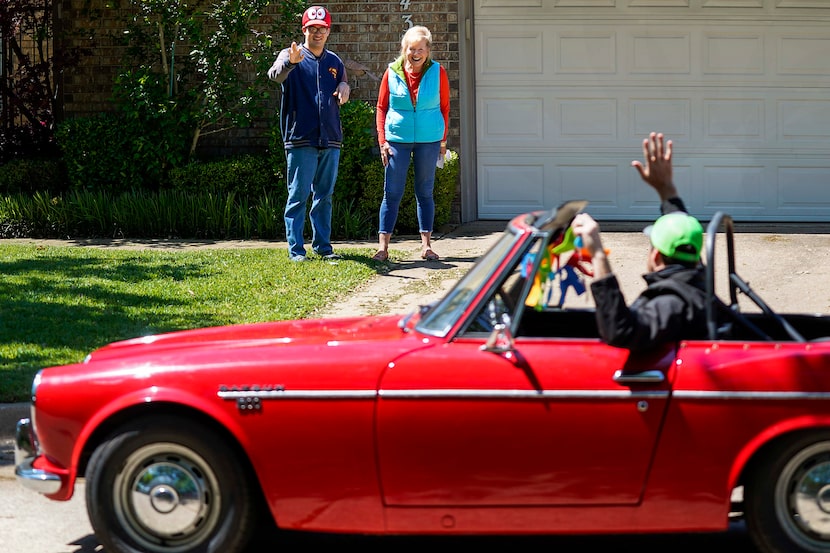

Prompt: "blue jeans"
[284,147,340,257]
[378,141,441,235]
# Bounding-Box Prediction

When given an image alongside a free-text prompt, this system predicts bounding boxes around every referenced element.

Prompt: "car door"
[376,336,675,507]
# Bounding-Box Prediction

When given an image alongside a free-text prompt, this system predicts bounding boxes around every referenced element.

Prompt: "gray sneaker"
[290,255,307,262]
[321,253,342,260]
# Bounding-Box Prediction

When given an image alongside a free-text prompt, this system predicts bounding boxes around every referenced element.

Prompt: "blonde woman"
[373,26,450,262]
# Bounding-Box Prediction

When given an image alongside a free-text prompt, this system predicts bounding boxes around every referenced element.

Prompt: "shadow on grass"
[0,251,251,401]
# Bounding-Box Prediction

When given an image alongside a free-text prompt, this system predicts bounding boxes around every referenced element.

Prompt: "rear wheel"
[746,434,830,553]
[85,415,257,553]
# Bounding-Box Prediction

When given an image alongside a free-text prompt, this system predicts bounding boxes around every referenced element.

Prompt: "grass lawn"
[0,244,386,402]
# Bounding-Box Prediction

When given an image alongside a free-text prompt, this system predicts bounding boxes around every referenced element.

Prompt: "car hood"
[85,314,411,364]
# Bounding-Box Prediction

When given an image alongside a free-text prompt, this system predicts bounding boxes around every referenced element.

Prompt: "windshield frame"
[415,225,529,338]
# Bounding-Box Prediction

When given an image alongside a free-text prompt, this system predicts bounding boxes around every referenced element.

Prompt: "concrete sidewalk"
[3,218,830,442]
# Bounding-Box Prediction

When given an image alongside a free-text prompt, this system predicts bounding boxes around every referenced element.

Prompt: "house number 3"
[400,0,413,29]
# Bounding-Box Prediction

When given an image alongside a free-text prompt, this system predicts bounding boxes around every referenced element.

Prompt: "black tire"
[746,433,830,553]
[85,415,257,553]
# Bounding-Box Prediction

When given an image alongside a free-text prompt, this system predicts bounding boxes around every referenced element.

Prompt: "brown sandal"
[421,249,440,261]
[372,250,389,262]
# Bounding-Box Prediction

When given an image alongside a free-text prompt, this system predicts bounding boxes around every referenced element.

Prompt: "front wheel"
[746,433,830,553]
[85,415,257,553]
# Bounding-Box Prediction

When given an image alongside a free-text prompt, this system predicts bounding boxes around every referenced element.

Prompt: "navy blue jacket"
[267,46,347,149]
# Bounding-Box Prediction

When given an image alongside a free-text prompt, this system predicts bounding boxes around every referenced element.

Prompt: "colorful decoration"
[525,227,606,310]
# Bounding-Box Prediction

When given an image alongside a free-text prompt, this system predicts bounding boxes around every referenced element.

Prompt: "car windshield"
[415,228,524,337]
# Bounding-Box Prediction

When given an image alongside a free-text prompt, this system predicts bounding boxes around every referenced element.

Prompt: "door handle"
[612,369,665,384]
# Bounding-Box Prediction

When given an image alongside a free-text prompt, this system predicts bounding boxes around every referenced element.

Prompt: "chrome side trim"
[218,388,668,400]
[379,389,668,400]
[218,388,830,402]
[218,388,669,401]
[674,391,830,400]
[218,389,377,400]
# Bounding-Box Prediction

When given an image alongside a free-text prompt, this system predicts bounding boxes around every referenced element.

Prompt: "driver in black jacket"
[571,132,707,351]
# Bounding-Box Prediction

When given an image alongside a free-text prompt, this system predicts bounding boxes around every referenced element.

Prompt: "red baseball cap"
[302,6,331,28]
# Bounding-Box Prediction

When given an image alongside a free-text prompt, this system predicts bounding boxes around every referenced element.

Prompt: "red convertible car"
[15,201,830,553]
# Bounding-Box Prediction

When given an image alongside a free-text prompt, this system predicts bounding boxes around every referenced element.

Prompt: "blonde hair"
[399,25,433,60]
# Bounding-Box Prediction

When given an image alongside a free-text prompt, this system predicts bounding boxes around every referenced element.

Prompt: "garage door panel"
[478,32,544,75]
[778,167,830,210]
[558,99,618,138]
[701,1,763,7]
[777,1,830,11]
[630,33,691,74]
[480,97,546,142]
[478,159,550,216]
[778,100,830,141]
[704,99,764,139]
[703,33,765,74]
[702,166,766,209]
[778,36,830,75]
[630,99,691,137]
[559,165,621,207]
[557,32,617,74]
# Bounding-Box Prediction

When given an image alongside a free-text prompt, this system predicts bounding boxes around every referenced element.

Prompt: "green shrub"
[167,154,282,199]
[337,100,381,202]
[56,113,157,194]
[333,101,384,239]
[0,158,68,195]
[56,109,194,195]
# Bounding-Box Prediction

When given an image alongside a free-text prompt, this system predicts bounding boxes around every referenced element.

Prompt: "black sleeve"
[591,275,689,352]
[661,197,688,215]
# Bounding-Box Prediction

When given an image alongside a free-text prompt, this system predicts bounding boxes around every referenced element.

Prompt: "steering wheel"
[471,288,513,332]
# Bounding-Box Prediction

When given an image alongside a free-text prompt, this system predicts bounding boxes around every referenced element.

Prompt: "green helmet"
[644,212,704,263]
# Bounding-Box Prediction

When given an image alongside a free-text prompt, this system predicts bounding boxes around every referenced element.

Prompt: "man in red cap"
[267,6,350,262]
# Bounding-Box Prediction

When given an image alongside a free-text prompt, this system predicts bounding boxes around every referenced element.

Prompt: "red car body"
[16,202,830,553]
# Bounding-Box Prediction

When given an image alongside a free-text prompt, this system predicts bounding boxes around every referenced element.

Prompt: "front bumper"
[15,418,61,495]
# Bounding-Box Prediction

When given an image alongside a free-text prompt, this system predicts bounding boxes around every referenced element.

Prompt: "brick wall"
[58,1,460,156]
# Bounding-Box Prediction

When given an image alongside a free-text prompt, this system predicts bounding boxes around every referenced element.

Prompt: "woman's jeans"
[379,141,441,235]
[284,146,340,257]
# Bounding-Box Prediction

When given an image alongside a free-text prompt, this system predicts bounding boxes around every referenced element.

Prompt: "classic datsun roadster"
[16,201,830,553]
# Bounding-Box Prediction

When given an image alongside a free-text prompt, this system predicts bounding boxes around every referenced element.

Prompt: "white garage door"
[474,0,830,222]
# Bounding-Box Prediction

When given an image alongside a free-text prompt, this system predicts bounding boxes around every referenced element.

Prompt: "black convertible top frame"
[705,212,805,342]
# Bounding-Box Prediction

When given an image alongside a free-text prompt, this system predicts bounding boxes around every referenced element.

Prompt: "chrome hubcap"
[132,462,206,535]
[114,443,221,549]
[790,460,830,537]
[776,442,830,551]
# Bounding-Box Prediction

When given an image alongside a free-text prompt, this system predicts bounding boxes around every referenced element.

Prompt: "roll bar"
[705,212,805,342]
